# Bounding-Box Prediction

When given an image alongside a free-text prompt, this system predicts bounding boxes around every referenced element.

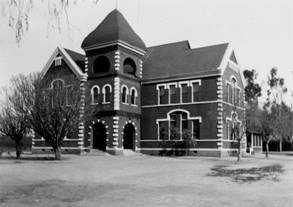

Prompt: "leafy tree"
[265,68,288,152]
[243,69,261,104]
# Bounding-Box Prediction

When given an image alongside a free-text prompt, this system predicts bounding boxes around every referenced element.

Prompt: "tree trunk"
[279,139,282,152]
[237,139,241,162]
[15,141,22,160]
[265,142,269,158]
[54,146,61,160]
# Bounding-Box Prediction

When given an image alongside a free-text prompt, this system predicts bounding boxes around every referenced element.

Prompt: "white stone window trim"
[130,87,138,106]
[54,56,62,66]
[91,85,100,105]
[121,84,129,105]
[156,109,202,140]
[178,81,190,103]
[167,82,178,104]
[190,80,202,103]
[156,83,167,105]
[102,84,112,104]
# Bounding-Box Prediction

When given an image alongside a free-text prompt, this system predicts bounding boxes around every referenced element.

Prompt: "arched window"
[93,56,110,74]
[102,84,112,104]
[51,79,65,107]
[123,58,136,76]
[121,85,129,104]
[91,86,100,104]
[157,109,201,140]
[130,87,137,105]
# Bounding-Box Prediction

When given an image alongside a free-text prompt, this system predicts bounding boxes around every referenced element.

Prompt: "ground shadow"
[207,164,284,183]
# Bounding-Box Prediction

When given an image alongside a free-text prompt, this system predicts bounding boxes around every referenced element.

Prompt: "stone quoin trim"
[114,50,120,71]
[216,76,223,149]
[114,77,120,110]
[78,79,87,150]
[112,116,119,147]
[84,57,88,73]
[139,60,143,78]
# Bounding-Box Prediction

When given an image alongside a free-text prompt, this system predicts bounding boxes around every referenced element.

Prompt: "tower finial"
[115,0,119,10]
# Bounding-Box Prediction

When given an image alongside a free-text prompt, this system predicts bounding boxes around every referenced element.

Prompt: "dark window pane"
[192,83,199,102]
[105,86,111,103]
[159,121,168,140]
[170,85,176,103]
[181,84,189,103]
[193,120,200,139]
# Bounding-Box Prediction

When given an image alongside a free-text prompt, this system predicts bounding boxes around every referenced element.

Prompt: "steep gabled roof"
[81,9,146,51]
[65,48,86,73]
[142,41,229,81]
[41,47,87,81]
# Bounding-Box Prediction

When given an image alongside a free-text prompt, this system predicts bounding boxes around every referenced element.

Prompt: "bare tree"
[31,74,82,160]
[0,75,31,159]
[6,73,82,160]
[0,0,99,44]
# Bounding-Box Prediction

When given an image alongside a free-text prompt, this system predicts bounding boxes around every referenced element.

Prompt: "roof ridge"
[190,42,229,51]
[148,40,190,49]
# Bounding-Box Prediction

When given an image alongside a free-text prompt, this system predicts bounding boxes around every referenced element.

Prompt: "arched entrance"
[123,123,135,150]
[92,122,107,151]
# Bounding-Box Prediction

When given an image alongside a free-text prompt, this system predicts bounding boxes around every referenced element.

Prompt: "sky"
[0,0,293,102]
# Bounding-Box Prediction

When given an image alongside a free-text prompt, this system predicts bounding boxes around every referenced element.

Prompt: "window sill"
[102,102,110,104]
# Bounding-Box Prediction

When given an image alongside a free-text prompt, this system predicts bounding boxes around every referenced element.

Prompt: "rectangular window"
[182,113,188,130]
[229,85,233,104]
[192,120,200,139]
[192,82,200,102]
[158,121,168,140]
[169,85,177,104]
[54,57,62,66]
[181,84,189,103]
[227,120,231,139]
[170,113,180,140]
[158,85,167,105]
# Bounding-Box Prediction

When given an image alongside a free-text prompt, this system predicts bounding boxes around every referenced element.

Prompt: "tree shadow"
[207,164,284,183]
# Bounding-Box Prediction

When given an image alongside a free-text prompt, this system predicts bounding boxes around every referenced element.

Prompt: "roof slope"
[81,9,146,51]
[143,41,229,80]
[65,49,85,72]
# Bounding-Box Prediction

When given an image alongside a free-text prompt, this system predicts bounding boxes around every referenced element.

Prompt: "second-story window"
[91,86,100,104]
[130,87,137,105]
[121,85,128,104]
[192,82,200,102]
[169,85,177,104]
[181,83,189,103]
[158,85,167,105]
[102,84,112,104]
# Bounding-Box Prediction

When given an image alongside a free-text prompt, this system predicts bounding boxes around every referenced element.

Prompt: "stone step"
[86,149,110,156]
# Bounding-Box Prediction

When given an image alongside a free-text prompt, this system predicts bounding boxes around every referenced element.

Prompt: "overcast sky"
[1,0,293,102]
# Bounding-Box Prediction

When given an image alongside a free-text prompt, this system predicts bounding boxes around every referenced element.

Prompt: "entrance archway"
[123,123,135,150]
[92,122,107,151]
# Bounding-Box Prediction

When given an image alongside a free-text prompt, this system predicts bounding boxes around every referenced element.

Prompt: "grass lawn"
[0,153,293,207]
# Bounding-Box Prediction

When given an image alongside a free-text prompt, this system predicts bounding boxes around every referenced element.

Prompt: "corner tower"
[81,9,146,154]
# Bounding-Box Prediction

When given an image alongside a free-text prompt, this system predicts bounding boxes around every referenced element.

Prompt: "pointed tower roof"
[81,9,146,52]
